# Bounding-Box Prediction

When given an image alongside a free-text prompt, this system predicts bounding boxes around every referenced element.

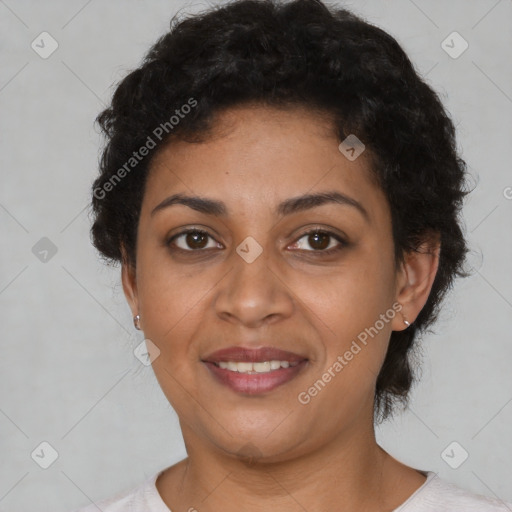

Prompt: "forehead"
[142,105,386,221]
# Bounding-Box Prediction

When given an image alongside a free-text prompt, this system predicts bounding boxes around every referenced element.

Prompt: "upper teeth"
[216,360,299,373]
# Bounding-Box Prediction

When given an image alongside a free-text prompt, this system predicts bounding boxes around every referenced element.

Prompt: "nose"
[213,243,295,328]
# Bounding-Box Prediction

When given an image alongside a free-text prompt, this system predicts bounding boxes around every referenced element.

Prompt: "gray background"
[1,0,511,510]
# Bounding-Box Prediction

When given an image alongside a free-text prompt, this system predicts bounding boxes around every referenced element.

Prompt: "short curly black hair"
[90,0,471,423]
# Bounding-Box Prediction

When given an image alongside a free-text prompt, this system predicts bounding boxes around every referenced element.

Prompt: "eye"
[290,229,347,255]
[166,227,347,255]
[167,229,222,251]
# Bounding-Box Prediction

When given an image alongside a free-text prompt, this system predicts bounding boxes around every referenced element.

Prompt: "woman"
[74,0,511,510]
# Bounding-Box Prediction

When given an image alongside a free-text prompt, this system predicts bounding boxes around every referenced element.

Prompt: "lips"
[202,346,308,364]
[201,346,309,394]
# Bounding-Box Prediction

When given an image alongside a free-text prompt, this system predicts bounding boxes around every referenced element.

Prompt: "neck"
[157,415,420,512]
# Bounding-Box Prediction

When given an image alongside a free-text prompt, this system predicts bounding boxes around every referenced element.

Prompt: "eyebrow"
[150,191,369,222]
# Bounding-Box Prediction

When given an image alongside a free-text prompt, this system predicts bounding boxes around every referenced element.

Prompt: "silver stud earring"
[133,314,141,331]
[400,308,411,327]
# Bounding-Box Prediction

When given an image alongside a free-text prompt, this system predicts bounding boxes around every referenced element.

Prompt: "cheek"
[138,280,207,354]
[297,247,396,380]
[135,242,216,332]
[299,253,395,332]
[135,265,208,410]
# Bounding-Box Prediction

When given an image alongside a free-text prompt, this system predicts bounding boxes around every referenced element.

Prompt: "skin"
[121,104,440,512]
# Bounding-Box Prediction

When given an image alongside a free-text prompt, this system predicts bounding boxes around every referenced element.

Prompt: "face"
[122,104,412,462]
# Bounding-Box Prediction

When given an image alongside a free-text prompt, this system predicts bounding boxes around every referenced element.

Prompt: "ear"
[120,244,139,319]
[391,232,440,331]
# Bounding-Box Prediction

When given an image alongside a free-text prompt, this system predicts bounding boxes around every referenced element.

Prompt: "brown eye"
[167,229,220,251]
[292,229,347,254]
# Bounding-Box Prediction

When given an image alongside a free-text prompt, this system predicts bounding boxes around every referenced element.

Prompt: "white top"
[71,469,512,511]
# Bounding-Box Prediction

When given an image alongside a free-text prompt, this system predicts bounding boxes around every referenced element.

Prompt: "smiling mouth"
[201,345,309,393]
[202,359,308,395]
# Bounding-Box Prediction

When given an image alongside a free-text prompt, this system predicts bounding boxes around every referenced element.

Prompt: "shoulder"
[395,471,512,512]
[69,470,170,512]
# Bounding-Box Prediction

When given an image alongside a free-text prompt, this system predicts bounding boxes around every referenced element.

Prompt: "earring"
[404,319,411,327]
[133,314,141,331]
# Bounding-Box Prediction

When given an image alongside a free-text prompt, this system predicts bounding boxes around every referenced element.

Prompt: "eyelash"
[166,227,348,256]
